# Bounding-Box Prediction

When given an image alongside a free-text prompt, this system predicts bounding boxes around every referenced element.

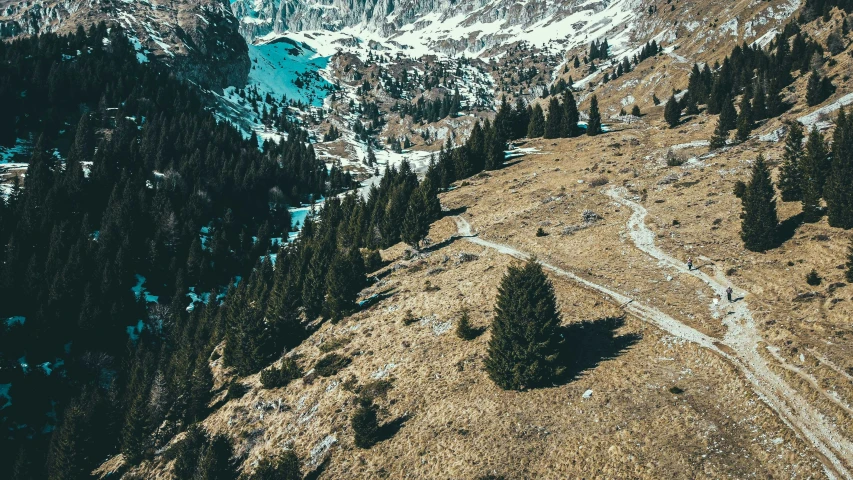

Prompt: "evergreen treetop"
[740,154,779,252]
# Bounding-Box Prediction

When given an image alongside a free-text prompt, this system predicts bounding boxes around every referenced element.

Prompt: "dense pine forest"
[0,23,448,478]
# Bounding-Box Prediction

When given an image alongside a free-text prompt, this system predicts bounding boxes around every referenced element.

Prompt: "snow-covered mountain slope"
[0,0,250,89]
[231,0,644,56]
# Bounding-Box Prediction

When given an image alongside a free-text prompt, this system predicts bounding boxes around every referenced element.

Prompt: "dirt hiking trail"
[450,185,853,479]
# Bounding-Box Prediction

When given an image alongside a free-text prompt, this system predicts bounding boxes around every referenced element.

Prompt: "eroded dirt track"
[452,186,853,479]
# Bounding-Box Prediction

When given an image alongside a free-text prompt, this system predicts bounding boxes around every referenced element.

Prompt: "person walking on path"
[687,256,693,271]
[726,286,733,302]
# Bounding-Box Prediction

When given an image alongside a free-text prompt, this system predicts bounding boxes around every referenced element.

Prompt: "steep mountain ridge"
[0,0,250,89]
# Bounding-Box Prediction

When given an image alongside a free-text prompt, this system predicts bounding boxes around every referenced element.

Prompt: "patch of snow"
[798,93,853,128]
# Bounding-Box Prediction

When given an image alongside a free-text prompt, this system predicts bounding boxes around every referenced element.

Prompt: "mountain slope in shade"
[0,0,250,89]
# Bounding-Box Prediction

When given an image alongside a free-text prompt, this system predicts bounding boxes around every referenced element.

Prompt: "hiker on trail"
[726,286,733,302]
[687,257,693,271]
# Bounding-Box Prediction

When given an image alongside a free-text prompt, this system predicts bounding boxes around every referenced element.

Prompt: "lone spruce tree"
[485,259,561,390]
[664,95,681,128]
[778,122,805,201]
[740,154,779,252]
[352,397,380,448]
[587,95,602,136]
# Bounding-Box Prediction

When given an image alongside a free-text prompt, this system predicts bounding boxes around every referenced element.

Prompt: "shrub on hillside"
[456,309,478,341]
[260,358,302,389]
[251,451,301,480]
[314,353,351,377]
[226,381,247,400]
[806,269,822,286]
[352,396,380,449]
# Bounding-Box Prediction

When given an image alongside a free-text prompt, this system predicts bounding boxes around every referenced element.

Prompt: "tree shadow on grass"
[441,205,468,217]
[555,316,641,384]
[377,414,409,443]
[771,211,806,249]
[357,288,397,311]
[420,235,465,253]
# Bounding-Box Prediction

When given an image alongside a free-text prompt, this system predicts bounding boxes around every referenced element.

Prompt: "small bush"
[669,386,684,394]
[319,336,351,353]
[352,397,380,449]
[260,358,302,389]
[666,149,686,167]
[314,353,351,377]
[725,267,737,276]
[588,176,609,187]
[358,378,394,400]
[252,451,301,480]
[631,105,641,117]
[226,381,247,400]
[402,310,418,325]
[456,309,478,341]
[733,180,747,198]
[535,227,548,237]
[806,269,822,286]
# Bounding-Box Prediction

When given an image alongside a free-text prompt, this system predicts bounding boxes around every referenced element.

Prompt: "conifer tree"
[194,435,238,480]
[766,78,784,117]
[826,109,853,228]
[631,105,641,117]
[586,95,602,136]
[740,154,779,252]
[527,103,545,138]
[544,98,562,139]
[664,95,681,128]
[173,426,205,479]
[46,400,89,480]
[560,90,581,137]
[709,117,728,150]
[324,248,365,322]
[401,179,436,248]
[121,391,148,465]
[719,95,738,130]
[456,308,477,340]
[485,260,561,390]
[801,126,830,222]
[778,122,805,202]
[352,396,380,448]
[514,97,530,139]
[735,93,753,142]
[752,80,767,121]
[806,70,829,106]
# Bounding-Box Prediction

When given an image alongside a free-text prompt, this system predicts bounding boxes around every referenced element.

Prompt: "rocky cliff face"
[0,0,250,90]
[230,0,633,54]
